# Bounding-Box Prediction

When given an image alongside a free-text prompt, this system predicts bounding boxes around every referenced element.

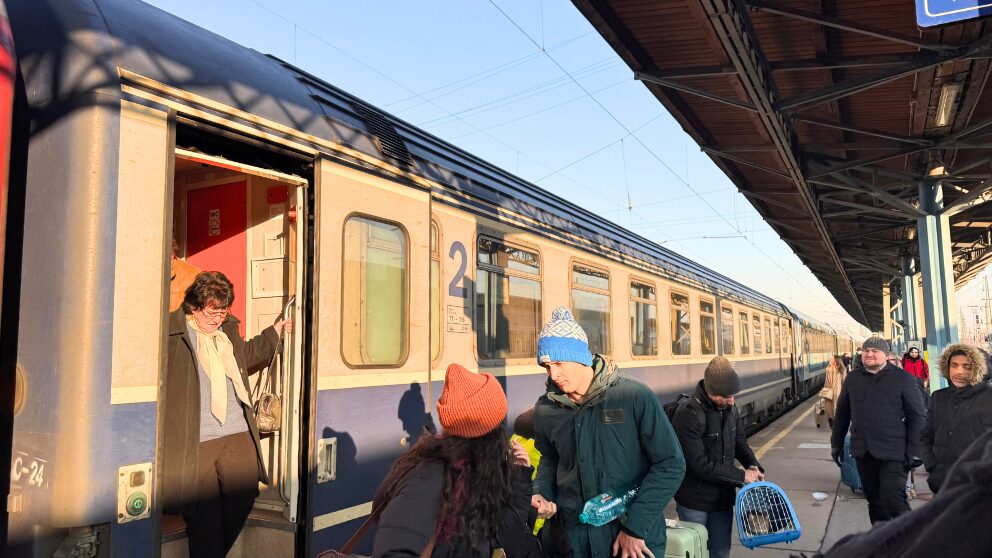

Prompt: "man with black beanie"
[672,356,763,558]
[830,336,926,524]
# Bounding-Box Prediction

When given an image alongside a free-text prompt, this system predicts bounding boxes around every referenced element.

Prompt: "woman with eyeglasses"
[160,271,293,557]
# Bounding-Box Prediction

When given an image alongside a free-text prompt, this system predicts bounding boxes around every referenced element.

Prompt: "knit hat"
[704,356,740,397]
[537,307,593,367]
[437,363,507,438]
[861,336,891,353]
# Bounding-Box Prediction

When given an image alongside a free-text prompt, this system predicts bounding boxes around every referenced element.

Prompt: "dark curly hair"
[373,427,512,547]
[181,271,235,313]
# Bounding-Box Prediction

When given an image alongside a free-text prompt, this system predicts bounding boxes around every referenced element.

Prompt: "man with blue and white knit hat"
[531,307,685,558]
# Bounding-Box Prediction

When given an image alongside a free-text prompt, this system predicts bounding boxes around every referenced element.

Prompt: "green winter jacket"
[532,356,686,558]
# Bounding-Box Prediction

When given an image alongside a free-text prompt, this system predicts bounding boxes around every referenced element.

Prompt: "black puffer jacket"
[830,362,926,462]
[371,459,543,558]
[672,380,762,512]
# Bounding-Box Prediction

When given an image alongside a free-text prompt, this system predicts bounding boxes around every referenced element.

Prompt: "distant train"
[1,1,858,556]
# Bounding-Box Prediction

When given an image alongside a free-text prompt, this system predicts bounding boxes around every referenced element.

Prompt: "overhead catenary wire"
[486,0,840,313]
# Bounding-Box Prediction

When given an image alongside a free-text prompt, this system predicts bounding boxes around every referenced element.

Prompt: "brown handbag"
[252,325,286,434]
[316,503,437,558]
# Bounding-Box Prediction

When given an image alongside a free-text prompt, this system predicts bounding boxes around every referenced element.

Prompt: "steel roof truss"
[943,180,992,217]
[776,45,992,112]
[636,72,758,112]
[832,172,927,217]
[793,115,930,145]
[744,0,954,53]
[821,197,915,219]
[701,147,791,178]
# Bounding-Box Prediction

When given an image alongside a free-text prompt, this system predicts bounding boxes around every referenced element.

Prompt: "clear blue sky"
[148,0,877,334]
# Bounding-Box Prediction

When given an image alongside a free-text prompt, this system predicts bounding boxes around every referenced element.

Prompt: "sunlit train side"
[3,1,836,556]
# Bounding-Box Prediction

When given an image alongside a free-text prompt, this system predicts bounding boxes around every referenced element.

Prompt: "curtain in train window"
[700,299,716,355]
[764,318,773,354]
[342,217,408,366]
[774,321,781,354]
[753,314,762,355]
[671,291,691,356]
[476,237,541,360]
[430,223,441,362]
[572,263,611,355]
[630,281,657,356]
[721,305,734,355]
[739,311,750,354]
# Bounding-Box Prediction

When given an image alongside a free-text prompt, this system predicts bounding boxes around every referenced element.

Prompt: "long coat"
[672,380,762,512]
[160,309,280,513]
[533,356,686,558]
[830,362,926,462]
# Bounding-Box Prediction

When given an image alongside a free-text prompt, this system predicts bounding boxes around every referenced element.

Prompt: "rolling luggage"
[840,434,863,493]
[813,398,828,428]
[665,519,709,558]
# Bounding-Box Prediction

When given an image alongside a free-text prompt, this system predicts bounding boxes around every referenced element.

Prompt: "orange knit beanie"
[437,363,507,438]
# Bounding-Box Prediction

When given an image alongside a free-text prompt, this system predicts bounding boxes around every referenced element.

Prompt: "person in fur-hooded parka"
[921,343,992,493]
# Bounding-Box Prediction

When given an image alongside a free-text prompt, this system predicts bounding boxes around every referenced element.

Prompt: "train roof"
[13,0,792,314]
[785,306,837,335]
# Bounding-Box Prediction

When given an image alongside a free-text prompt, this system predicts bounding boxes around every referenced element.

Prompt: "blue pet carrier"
[735,481,802,549]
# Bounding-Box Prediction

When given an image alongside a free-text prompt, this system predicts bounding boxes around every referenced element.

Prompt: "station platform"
[718,398,932,557]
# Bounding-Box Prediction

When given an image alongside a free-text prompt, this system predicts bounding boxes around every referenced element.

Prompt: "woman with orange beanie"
[370,363,545,558]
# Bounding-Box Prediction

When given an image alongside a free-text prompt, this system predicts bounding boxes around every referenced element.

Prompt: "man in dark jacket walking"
[830,337,926,524]
[531,307,686,558]
[922,343,992,493]
[672,356,763,558]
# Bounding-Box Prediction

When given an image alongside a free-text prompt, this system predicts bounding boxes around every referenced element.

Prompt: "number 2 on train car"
[448,240,467,298]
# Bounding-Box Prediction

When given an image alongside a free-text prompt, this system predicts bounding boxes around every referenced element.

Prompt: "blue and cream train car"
[2,1,840,556]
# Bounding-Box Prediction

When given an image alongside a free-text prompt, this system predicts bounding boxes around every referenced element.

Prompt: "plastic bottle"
[578,487,639,526]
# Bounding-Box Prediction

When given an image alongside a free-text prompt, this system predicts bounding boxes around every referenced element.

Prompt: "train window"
[753,314,762,355]
[764,317,773,354]
[774,321,781,354]
[342,216,408,367]
[700,299,716,355]
[571,263,611,355]
[476,237,541,361]
[720,305,734,355]
[670,291,691,356]
[739,311,750,354]
[430,222,441,363]
[629,281,658,357]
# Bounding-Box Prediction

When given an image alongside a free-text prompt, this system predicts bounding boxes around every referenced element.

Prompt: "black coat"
[672,380,761,512]
[921,381,992,492]
[830,362,926,463]
[811,428,992,558]
[371,459,543,558]
[160,310,279,514]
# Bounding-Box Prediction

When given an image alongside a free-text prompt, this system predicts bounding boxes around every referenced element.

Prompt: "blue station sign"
[917,0,992,27]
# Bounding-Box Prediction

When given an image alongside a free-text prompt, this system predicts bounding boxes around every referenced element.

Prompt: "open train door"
[306,155,432,556]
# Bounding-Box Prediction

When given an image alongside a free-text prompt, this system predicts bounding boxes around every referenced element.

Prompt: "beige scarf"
[187,315,252,424]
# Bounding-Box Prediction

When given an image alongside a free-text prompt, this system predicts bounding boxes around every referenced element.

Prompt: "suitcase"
[814,399,828,428]
[840,434,863,493]
[665,519,709,558]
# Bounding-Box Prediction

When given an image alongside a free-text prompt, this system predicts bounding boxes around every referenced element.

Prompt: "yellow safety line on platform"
[754,404,816,460]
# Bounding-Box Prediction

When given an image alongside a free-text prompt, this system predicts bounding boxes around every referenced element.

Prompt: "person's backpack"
[664,393,692,423]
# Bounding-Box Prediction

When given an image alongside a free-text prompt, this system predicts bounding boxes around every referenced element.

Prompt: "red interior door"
[187,180,248,336]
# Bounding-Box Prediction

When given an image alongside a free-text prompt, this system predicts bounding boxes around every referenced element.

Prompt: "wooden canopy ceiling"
[572,0,992,330]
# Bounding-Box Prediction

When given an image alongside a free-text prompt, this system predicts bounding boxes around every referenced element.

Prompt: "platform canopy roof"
[571,0,992,330]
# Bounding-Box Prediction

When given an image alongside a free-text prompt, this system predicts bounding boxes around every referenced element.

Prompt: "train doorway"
[166,148,309,558]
